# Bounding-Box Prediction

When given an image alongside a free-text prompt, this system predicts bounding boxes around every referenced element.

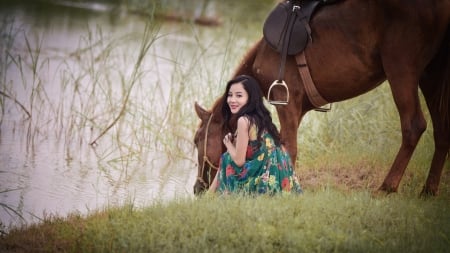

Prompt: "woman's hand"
[224,117,250,167]
[223,132,234,148]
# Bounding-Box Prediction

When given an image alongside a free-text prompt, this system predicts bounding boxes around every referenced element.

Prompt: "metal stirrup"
[267,80,289,105]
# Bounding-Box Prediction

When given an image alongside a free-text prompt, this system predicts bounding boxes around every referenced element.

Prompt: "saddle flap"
[263,1,308,55]
[288,18,308,55]
[263,0,322,56]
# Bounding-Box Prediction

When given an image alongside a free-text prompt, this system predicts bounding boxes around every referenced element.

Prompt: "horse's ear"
[194,102,211,121]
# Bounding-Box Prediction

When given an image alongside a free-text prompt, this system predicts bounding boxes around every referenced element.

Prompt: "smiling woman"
[199,75,303,195]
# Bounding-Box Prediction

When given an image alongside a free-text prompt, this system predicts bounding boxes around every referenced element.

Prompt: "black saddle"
[263,0,340,55]
[262,0,340,106]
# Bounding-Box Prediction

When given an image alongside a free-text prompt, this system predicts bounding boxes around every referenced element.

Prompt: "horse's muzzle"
[193,179,208,195]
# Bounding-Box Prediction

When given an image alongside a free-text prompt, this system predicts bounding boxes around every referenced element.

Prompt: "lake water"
[0,0,273,230]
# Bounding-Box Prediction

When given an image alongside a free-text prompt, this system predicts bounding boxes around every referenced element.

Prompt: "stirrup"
[267,80,289,105]
[314,103,332,112]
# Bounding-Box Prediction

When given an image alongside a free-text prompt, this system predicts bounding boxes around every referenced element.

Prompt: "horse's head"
[193,101,225,195]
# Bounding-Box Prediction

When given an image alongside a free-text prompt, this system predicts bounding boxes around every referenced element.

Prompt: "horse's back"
[306,0,450,102]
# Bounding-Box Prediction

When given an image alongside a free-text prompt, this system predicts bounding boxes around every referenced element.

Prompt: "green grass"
[1,190,449,253]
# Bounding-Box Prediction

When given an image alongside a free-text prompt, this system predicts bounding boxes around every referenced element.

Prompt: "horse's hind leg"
[419,41,450,196]
[379,65,427,193]
[420,92,450,196]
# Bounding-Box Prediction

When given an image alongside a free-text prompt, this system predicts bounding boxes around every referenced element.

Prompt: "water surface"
[0,1,272,230]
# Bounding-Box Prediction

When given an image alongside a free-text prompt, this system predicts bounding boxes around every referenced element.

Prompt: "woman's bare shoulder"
[237,115,250,125]
[236,116,250,132]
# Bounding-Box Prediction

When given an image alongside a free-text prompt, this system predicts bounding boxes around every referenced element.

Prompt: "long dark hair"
[220,75,281,145]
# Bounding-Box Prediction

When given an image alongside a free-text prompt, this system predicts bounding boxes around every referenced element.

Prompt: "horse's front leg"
[275,103,305,165]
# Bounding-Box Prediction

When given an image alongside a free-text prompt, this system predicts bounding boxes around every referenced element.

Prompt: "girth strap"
[296,52,329,109]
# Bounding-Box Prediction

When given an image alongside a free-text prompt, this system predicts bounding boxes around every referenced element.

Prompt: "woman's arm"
[223,116,249,167]
[208,173,218,193]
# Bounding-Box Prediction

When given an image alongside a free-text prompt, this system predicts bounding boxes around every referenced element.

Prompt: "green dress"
[216,125,302,195]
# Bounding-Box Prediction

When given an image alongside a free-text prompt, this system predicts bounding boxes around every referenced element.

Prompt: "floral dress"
[216,125,302,195]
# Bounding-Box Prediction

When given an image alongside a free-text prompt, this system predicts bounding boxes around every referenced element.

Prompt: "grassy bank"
[1,189,449,253]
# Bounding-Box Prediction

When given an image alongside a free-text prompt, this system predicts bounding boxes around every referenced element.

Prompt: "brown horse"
[193,0,450,196]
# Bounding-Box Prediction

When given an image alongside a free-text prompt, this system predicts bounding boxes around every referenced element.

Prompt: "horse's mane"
[208,39,263,116]
[231,39,263,78]
[210,96,224,115]
[206,39,264,131]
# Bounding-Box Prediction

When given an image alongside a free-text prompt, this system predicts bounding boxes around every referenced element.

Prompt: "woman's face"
[227,82,249,114]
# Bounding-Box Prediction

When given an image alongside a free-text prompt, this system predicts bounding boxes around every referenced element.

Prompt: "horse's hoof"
[371,184,397,198]
[420,187,438,198]
[370,189,389,198]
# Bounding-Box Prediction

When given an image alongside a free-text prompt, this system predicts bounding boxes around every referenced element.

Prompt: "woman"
[208,75,302,194]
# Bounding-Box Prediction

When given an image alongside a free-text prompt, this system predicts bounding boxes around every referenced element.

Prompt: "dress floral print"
[216,125,302,194]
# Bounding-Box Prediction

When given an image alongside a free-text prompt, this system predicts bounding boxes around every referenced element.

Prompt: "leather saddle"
[263,0,339,56]
[262,0,339,107]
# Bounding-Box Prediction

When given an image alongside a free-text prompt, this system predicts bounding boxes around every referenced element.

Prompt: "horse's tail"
[443,28,450,156]
[420,23,450,156]
[438,26,450,136]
